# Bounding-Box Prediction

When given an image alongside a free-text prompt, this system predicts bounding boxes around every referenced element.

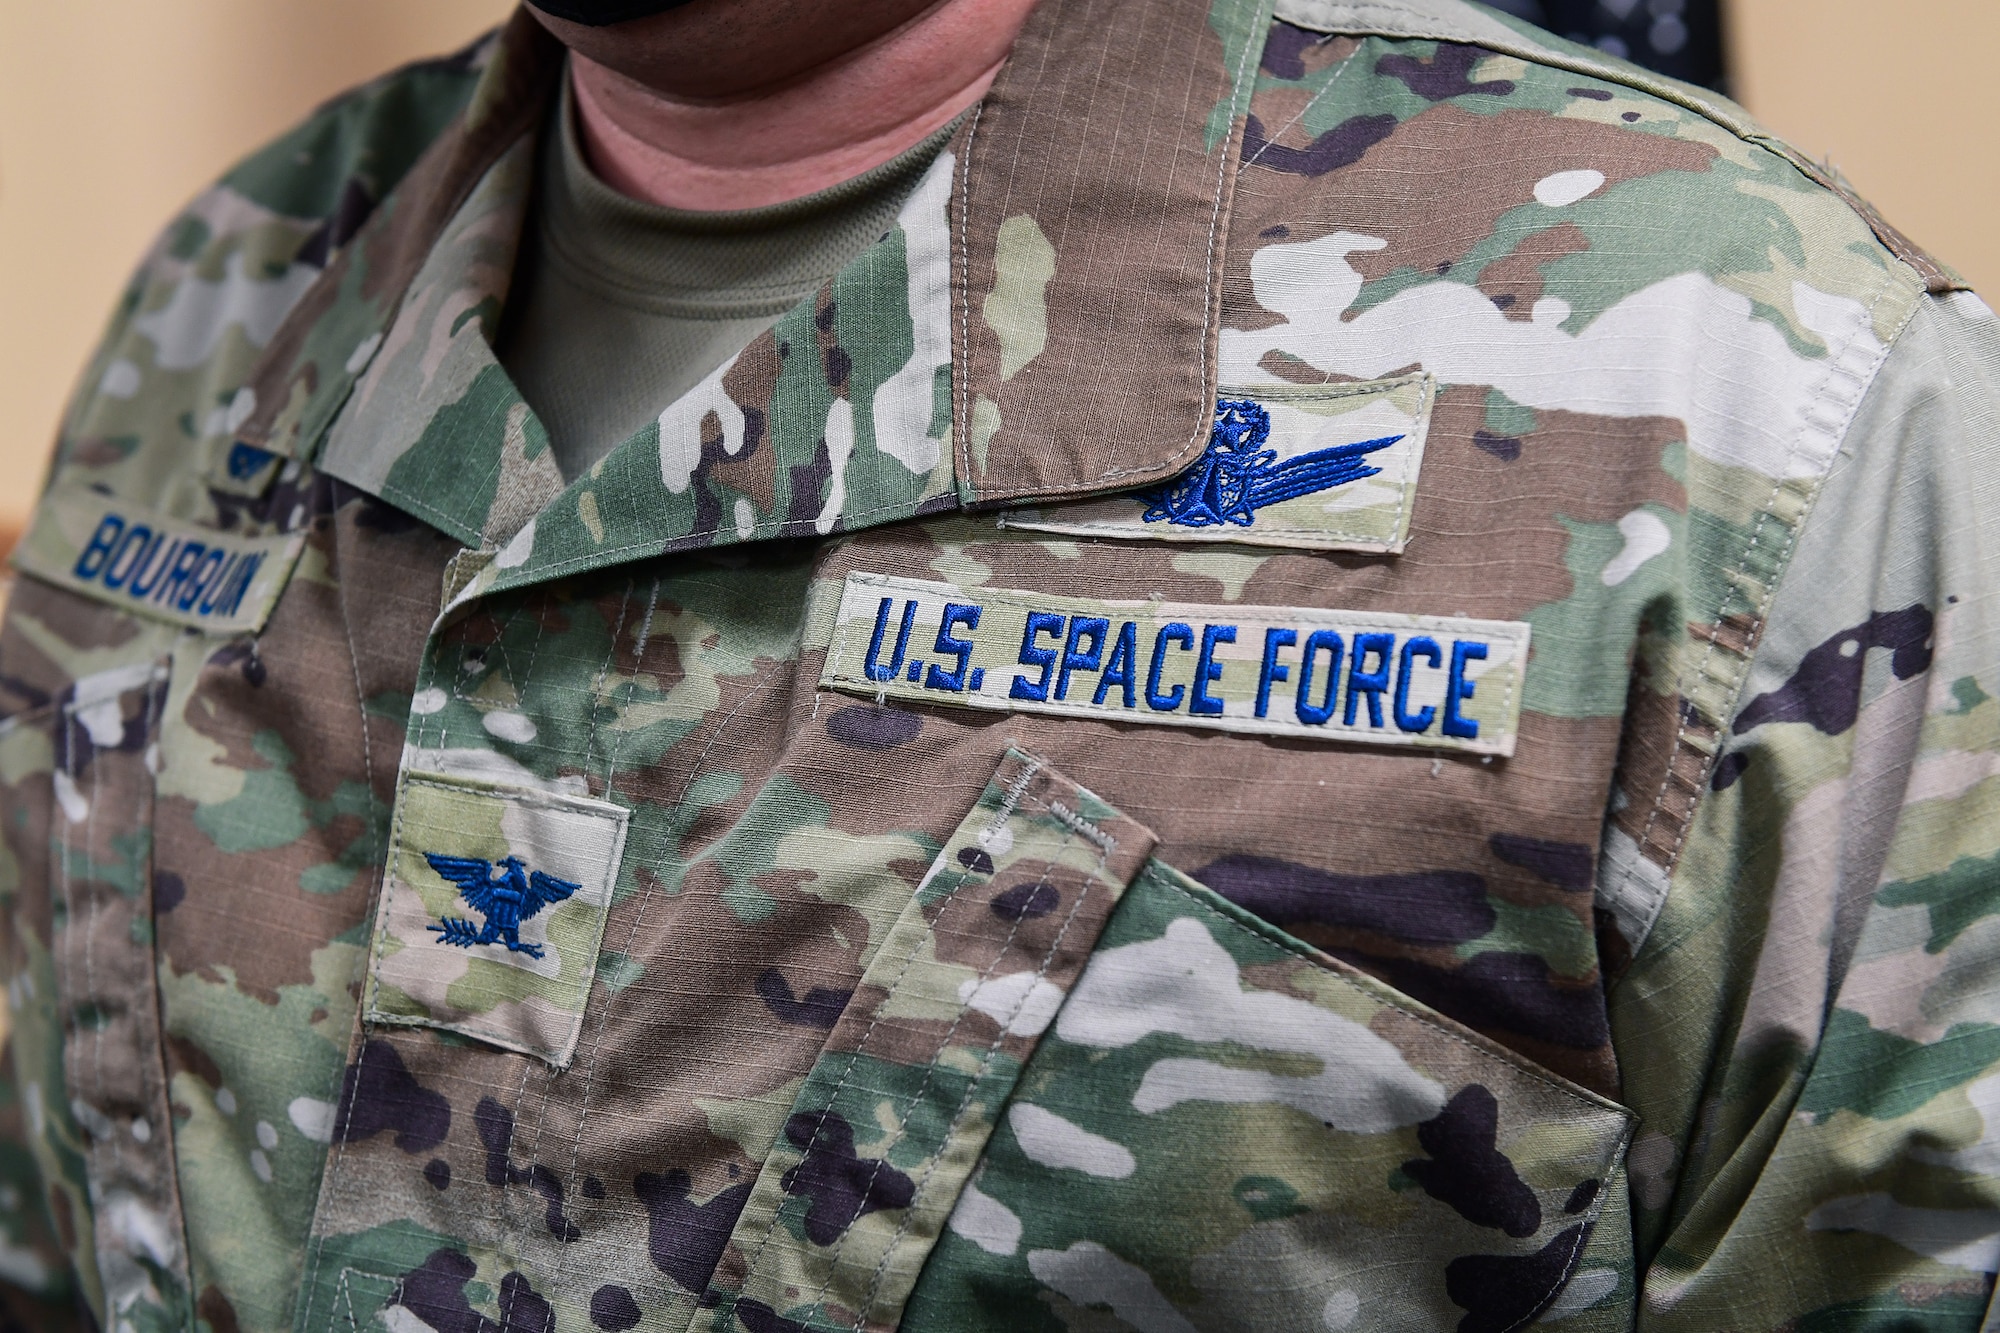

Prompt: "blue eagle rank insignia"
[423,853,582,959]
[364,773,631,1067]
[1000,372,1437,554]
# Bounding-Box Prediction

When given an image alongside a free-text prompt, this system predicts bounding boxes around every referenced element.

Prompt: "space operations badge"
[1003,373,1436,554]
[12,479,305,633]
[822,573,1531,757]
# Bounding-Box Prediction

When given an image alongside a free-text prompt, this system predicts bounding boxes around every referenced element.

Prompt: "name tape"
[12,481,304,634]
[822,573,1531,756]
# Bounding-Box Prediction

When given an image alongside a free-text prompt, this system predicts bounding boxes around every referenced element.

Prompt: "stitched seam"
[735,756,1045,1302]
[812,832,1073,1321]
[1045,799,1116,854]
[1490,1116,1636,1333]
[1625,279,1907,893]
[1238,28,1362,175]
[569,577,785,1314]
[516,577,630,1282]
[308,548,443,1315]
[136,668,194,1324]
[952,103,983,497]
[72,701,119,1184]
[731,886,982,1290]
[852,799,1111,1327]
[1159,873,1620,1112]
[359,771,418,1023]
[1499,1213,1607,1333]
[805,789,1086,1325]
[397,775,628,816]
[326,1264,396,1333]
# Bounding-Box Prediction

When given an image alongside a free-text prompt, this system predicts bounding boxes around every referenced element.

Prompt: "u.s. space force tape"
[821,573,1532,757]
[11,480,305,634]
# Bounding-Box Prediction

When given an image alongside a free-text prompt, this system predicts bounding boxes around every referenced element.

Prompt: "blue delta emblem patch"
[424,853,582,959]
[1139,399,1399,529]
[1000,373,1436,553]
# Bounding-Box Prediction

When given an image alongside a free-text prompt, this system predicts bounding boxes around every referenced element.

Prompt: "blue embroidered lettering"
[101,524,152,590]
[423,853,581,960]
[1055,617,1110,702]
[1094,621,1140,709]
[1395,636,1442,734]
[125,534,175,599]
[1191,624,1236,716]
[864,596,920,683]
[1010,612,1066,702]
[152,540,202,604]
[1443,640,1487,740]
[822,574,1531,756]
[1295,629,1343,726]
[72,514,125,580]
[924,603,982,692]
[1145,623,1194,712]
[1256,628,1296,719]
[218,554,263,618]
[1344,632,1395,728]
[181,549,228,613]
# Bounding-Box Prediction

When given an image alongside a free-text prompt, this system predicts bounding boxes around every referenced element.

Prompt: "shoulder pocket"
[906,859,1636,1333]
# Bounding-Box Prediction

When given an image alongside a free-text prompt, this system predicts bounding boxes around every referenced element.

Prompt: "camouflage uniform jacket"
[5,1,2000,1330]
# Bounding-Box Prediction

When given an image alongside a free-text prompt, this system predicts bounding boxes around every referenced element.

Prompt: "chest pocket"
[682,750,1632,1333]
[0,660,194,1330]
[903,858,1636,1333]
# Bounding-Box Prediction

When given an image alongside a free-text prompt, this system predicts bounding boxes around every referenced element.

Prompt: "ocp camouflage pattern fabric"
[3,2,1998,1331]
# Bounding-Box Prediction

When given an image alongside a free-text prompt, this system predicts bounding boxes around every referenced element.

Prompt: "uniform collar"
[234,0,1274,592]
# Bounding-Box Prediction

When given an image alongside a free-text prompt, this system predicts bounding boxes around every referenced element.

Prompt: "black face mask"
[530,0,701,24]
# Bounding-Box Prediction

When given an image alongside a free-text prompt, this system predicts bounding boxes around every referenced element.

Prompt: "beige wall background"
[1,0,1995,553]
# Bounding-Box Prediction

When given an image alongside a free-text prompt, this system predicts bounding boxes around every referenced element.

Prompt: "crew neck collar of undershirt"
[532,71,962,316]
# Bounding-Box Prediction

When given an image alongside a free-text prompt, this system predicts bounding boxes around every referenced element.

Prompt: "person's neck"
[570,0,1036,212]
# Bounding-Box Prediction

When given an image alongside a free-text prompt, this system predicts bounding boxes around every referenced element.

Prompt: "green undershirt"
[497,82,955,480]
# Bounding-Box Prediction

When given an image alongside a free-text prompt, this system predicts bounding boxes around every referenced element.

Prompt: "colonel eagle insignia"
[423,853,581,960]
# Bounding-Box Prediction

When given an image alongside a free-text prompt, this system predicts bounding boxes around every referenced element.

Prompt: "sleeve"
[0,1041,85,1330]
[1610,288,2000,1330]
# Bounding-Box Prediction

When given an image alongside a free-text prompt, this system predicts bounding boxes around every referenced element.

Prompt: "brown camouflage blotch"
[1476,220,1592,320]
[955,0,1238,499]
[1255,348,1353,384]
[1229,105,1716,308]
[154,576,380,1005]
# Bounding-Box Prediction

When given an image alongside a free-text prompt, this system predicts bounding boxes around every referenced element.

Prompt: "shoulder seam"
[1614,260,1926,962]
[1272,0,1970,294]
